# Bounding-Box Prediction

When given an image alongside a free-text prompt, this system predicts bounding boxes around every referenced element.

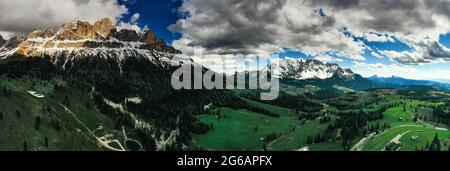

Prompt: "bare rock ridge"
[9,18,180,60]
[0,35,5,47]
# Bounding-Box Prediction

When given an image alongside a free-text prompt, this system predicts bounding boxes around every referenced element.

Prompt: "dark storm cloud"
[0,0,128,38]
[171,0,450,64]
[425,0,450,18]
[306,0,360,9]
[170,0,360,56]
[170,0,287,53]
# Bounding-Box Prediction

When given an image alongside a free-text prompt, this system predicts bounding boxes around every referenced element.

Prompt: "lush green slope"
[0,76,102,150]
[194,98,303,151]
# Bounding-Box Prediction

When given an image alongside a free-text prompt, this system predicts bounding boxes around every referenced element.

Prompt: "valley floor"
[194,92,450,151]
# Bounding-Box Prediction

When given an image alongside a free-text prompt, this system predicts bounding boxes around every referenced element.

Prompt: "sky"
[1,0,450,81]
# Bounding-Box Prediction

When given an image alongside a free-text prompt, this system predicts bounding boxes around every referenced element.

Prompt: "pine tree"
[44,137,49,148]
[35,116,41,130]
[306,136,312,144]
[63,96,70,106]
[2,86,7,97]
[429,133,441,151]
[23,141,28,151]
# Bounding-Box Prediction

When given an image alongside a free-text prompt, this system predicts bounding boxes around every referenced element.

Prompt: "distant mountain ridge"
[276,58,374,90]
[369,75,450,91]
[236,58,375,92]
[0,36,25,57]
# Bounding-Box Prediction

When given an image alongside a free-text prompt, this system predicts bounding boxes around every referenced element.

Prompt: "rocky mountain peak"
[28,27,55,39]
[94,18,116,38]
[5,18,180,59]
[55,20,99,40]
[142,30,157,44]
[278,58,355,80]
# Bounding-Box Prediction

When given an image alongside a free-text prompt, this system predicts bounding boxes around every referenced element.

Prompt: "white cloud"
[380,40,450,65]
[371,51,384,59]
[314,54,343,63]
[130,13,140,24]
[0,0,129,36]
[117,22,144,33]
[353,62,417,78]
[364,33,395,42]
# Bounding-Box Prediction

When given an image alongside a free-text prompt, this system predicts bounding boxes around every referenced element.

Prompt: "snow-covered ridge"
[0,36,26,57]
[237,58,356,81]
[277,58,355,80]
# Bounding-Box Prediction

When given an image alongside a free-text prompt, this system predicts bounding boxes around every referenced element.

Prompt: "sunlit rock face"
[11,18,180,61]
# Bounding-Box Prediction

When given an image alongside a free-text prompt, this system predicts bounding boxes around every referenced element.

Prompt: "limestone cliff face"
[142,31,157,44]
[94,18,116,38]
[12,18,180,59]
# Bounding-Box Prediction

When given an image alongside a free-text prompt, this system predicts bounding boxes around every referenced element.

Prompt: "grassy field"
[194,98,305,151]
[194,108,298,150]
[362,125,450,151]
[360,95,449,151]
[281,84,320,96]
[194,98,340,151]
[242,98,296,116]
[269,120,336,151]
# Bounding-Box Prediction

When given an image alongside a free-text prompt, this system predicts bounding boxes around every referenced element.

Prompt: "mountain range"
[275,58,375,91]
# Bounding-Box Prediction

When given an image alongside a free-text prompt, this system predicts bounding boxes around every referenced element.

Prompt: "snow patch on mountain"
[277,58,355,80]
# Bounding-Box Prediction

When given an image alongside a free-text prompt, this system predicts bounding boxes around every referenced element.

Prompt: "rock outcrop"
[10,18,180,59]
[0,35,5,47]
